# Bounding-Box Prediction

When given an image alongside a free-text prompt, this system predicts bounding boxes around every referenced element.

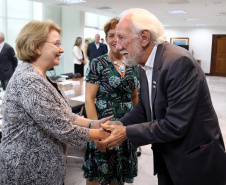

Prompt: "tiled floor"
[65,76,226,185]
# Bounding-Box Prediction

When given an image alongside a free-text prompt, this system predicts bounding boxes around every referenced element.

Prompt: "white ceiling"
[29,0,226,27]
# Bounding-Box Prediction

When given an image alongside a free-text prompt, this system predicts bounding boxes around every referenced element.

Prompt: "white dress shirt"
[142,45,157,115]
[0,42,5,53]
[95,43,100,49]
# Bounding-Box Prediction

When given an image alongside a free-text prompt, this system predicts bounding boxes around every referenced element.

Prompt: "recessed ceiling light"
[184,18,199,21]
[168,10,187,14]
[196,24,206,26]
[56,0,86,4]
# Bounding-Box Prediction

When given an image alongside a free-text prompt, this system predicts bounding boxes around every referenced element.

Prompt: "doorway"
[210,35,226,77]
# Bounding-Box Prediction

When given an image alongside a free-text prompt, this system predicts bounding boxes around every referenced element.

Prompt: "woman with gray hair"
[0,20,112,185]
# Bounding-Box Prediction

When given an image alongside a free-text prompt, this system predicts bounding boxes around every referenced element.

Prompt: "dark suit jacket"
[0,43,18,80]
[87,42,107,62]
[103,43,108,53]
[120,42,226,185]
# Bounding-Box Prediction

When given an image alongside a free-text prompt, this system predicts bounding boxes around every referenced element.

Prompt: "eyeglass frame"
[45,40,62,48]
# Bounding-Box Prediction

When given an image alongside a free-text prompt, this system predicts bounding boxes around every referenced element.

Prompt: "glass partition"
[0,0,63,75]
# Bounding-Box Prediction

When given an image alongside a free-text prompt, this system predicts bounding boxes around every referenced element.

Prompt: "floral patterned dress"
[83,54,139,185]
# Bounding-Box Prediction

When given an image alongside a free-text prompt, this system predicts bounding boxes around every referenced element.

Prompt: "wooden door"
[210,35,226,76]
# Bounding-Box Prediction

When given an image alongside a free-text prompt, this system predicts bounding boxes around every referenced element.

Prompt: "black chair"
[73,73,82,78]
[78,105,87,118]
[0,82,2,91]
[47,67,56,76]
[47,67,60,81]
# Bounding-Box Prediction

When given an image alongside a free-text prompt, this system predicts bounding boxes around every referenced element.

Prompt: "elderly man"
[0,32,18,90]
[101,8,226,185]
[87,34,107,62]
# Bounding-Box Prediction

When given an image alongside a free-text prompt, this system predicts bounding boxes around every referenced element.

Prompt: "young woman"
[73,37,86,76]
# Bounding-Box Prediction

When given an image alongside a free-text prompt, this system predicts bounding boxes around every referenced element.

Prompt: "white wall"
[61,7,85,74]
[42,4,64,75]
[165,27,226,73]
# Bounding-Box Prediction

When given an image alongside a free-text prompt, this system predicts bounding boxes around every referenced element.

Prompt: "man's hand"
[91,115,114,129]
[100,124,127,150]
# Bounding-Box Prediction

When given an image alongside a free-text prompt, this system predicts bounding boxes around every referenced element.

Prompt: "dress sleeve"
[85,58,103,84]
[19,76,89,149]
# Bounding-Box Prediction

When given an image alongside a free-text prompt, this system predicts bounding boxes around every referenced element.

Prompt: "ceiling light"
[167,0,190,4]
[196,24,206,26]
[168,10,187,14]
[184,18,199,21]
[56,0,86,4]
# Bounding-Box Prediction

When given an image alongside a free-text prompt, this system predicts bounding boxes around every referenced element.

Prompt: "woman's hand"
[94,128,110,152]
[91,115,114,129]
[105,120,123,126]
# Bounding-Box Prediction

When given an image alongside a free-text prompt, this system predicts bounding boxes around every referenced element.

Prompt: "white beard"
[120,39,143,66]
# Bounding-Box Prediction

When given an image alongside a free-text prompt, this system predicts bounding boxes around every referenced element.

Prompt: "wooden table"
[57,77,86,113]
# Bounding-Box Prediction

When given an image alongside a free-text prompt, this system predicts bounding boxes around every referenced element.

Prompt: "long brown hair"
[73,37,82,52]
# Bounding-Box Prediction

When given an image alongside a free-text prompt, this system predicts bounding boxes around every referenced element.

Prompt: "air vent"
[219,11,226,16]
[96,7,112,10]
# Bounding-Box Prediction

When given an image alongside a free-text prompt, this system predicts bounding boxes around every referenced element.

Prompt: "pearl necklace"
[113,61,126,73]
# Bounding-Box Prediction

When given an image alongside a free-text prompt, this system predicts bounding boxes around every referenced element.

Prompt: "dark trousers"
[156,153,174,185]
[74,63,84,77]
[0,79,9,90]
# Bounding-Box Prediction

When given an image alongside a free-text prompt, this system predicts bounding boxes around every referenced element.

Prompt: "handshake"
[91,116,127,152]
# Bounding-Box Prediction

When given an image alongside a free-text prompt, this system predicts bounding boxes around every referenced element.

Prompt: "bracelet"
[89,120,94,128]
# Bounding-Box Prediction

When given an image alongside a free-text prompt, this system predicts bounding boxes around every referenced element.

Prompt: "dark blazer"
[87,42,107,62]
[103,43,108,53]
[120,42,226,185]
[0,43,18,80]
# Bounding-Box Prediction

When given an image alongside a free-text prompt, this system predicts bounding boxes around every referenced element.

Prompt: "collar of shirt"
[141,45,157,117]
[0,42,5,52]
[142,45,157,71]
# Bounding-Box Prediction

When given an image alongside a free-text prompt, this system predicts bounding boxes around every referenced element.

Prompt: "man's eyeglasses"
[45,40,62,48]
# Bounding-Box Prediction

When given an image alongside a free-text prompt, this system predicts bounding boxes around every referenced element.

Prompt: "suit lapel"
[151,42,165,118]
